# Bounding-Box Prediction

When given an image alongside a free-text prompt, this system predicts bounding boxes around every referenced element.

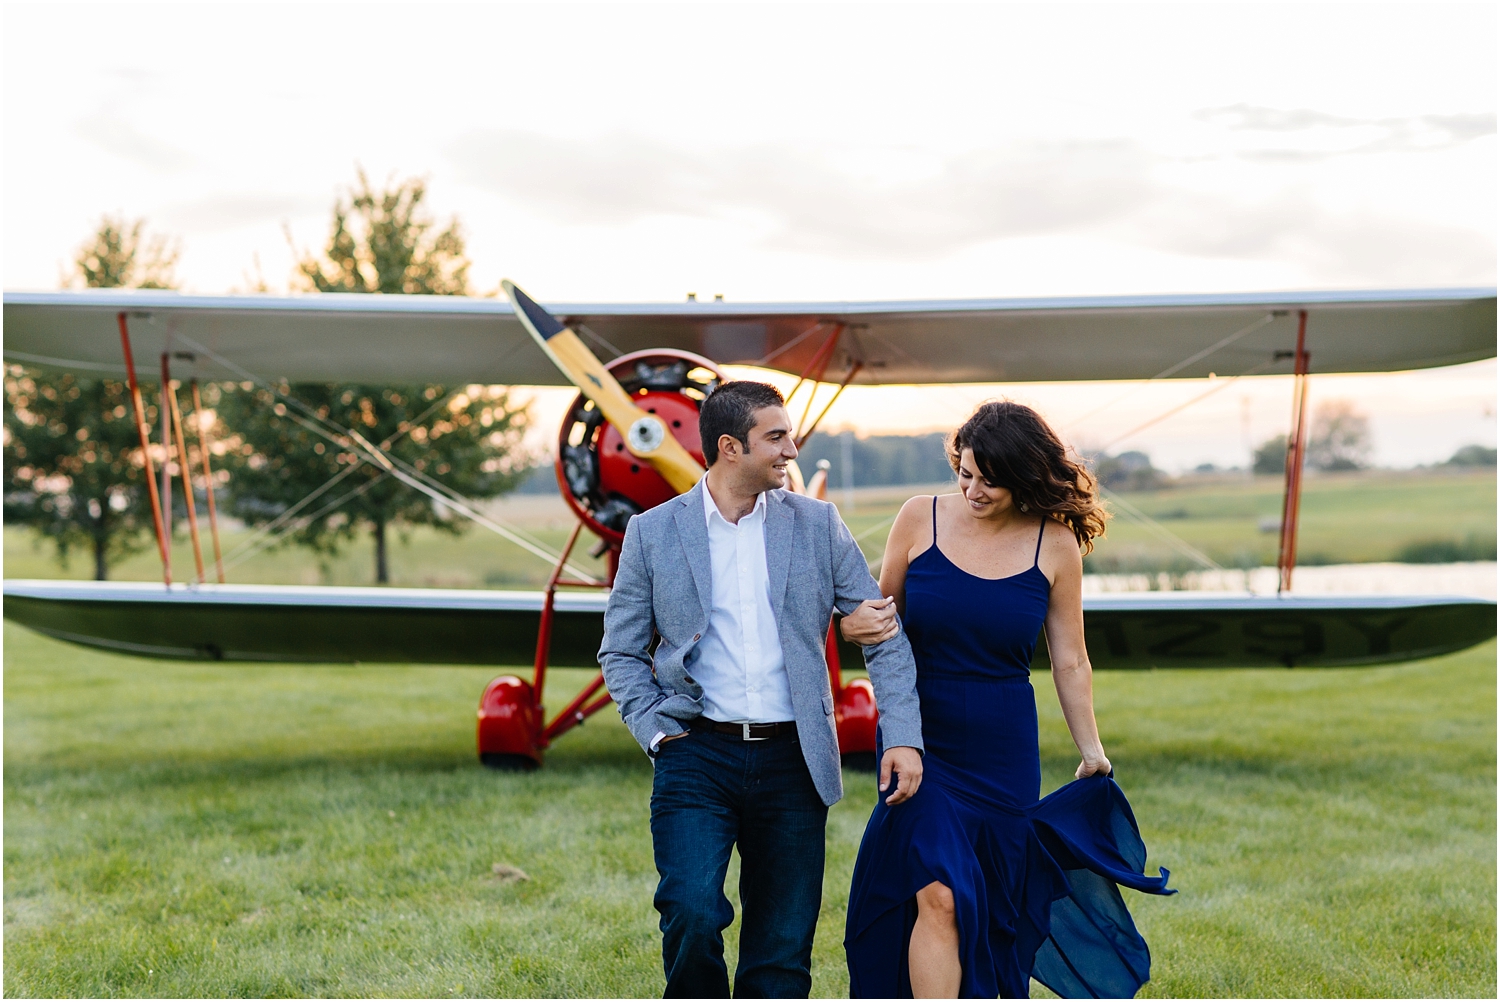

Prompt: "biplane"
[3,284,1495,769]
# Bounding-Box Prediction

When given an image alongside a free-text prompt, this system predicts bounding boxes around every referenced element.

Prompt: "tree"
[793,432,955,488]
[1252,434,1287,475]
[1306,400,1372,471]
[71,214,179,290]
[1092,450,1166,491]
[3,369,159,579]
[223,172,529,583]
[1445,444,1496,467]
[217,383,529,583]
[3,217,181,579]
[290,169,468,296]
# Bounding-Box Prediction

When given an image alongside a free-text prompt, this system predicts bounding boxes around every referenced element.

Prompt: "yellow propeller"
[503,280,705,494]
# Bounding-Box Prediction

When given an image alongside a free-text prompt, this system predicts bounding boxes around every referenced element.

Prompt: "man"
[600,380,925,999]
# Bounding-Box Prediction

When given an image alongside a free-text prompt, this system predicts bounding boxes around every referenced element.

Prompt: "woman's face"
[956,447,1015,520]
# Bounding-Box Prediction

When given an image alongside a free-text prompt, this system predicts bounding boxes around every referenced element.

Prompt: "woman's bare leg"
[908,880,960,998]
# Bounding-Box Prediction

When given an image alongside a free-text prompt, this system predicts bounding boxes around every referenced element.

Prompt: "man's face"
[738,405,798,491]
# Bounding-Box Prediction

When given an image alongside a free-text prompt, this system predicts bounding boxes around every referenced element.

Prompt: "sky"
[4,2,1495,469]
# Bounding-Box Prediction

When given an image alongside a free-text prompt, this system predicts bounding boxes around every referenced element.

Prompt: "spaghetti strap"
[1033,518,1046,566]
[932,495,939,543]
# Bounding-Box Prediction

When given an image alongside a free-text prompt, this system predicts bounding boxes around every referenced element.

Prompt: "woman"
[840,401,1174,999]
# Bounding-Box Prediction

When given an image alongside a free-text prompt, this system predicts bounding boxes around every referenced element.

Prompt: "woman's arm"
[1040,522,1112,779]
[840,496,929,644]
[879,495,930,615]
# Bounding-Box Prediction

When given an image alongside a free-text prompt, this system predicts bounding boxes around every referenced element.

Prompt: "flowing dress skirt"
[845,674,1174,999]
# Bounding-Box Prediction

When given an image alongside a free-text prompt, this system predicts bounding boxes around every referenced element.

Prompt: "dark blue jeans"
[650,728,829,998]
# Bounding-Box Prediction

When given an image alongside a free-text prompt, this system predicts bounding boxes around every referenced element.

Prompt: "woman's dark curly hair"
[948,401,1109,553]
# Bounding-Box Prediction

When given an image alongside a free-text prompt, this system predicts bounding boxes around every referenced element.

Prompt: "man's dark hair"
[699,381,786,465]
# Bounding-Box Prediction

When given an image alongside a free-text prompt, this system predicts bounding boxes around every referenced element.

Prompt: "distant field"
[4,468,1494,587]
[841,468,1497,573]
[4,623,1494,997]
[1,495,610,590]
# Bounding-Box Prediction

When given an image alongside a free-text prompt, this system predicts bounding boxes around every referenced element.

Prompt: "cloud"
[159,193,327,234]
[1130,193,1496,284]
[1196,103,1495,160]
[1273,213,1495,285]
[449,127,1494,284]
[449,130,1157,259]
[74,109,193,172]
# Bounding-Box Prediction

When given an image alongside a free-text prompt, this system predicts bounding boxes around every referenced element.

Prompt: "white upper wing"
[4,286,1493,385]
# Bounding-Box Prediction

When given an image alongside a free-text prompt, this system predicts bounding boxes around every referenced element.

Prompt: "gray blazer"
[599,479,924,806]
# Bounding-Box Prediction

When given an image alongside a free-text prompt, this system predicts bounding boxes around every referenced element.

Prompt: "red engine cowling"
[555,350,725,547]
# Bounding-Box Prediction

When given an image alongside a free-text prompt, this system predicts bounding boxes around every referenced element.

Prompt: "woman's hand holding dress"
[1075,750,1113,779]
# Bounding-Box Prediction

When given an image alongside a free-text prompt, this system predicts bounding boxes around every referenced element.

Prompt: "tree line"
[4,172,529,582]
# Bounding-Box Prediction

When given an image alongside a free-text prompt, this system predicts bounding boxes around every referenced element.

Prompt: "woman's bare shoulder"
[895,493,938,517]
[889,494,939,544]
[1040,516,1083,570]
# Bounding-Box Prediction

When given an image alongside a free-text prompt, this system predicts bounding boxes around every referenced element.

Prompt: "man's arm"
[829,506,924,751]
[599,517,685,754]
[828,506,925,803]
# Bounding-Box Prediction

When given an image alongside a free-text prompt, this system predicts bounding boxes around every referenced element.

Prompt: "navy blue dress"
[845,499,1174,999]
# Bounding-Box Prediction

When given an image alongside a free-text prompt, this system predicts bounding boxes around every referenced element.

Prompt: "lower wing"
[3,580,1493,670]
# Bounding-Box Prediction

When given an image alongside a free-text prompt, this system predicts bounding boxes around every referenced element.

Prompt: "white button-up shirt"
[694,478,796,724]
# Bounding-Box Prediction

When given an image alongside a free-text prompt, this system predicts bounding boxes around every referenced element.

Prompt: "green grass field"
[4,622,1494,997]
[1089,468,1495,570]
[4,469,1493,588]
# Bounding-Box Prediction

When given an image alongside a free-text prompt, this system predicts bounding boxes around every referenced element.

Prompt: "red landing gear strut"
[477,523,615,770]
[476,523,882,770]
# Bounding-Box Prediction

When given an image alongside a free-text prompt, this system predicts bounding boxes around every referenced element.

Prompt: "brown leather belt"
[691,718,797,741]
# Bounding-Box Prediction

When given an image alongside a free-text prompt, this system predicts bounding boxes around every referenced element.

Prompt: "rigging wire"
[381,387,465,450]
[854,512,898,543]
[218,459,366,565]
[172,332,598,582]
[1043,319,1282,572]
[222,471,391,573]
[847,495,1224,576]
[1075,357,1278,570]
[572,322,625,360]
[754,320,829,368]
[850,511,899,568]
[1098,486,1223,572]
[1061,313,1277,431]
[1095,360,1276,454]
[177,309,1279,585]
[177,334,547,537]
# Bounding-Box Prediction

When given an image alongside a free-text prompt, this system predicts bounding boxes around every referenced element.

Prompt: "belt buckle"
[742,722,768,741]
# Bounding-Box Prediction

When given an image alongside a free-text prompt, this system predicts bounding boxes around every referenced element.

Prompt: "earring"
[1019,501,1029,512]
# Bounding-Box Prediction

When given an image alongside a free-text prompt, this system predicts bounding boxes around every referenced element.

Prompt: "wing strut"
[165,364,207,584]
[796,362,862,451]
[117,313,171,586]
[157,352,174,569]
[190,380,227,583]
[1277,310,1311,593]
